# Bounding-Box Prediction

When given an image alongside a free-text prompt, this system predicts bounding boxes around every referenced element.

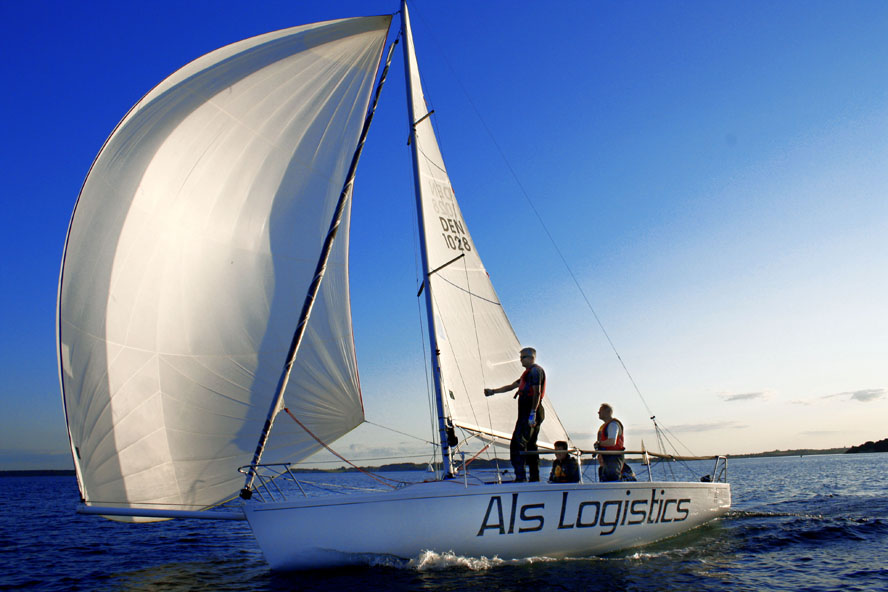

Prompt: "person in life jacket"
[549,440,580,483]
[484,347,546,482]
[595,403,625,482]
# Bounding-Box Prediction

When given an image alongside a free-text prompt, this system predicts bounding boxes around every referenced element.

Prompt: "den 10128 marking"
[442,234,471,252]
[477,489,691,537]
[439,216,471,252]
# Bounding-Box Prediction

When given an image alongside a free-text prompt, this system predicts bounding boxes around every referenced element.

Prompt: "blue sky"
[1,1,886,470]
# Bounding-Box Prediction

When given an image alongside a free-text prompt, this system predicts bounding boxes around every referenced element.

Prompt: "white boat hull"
[244,480,731,570]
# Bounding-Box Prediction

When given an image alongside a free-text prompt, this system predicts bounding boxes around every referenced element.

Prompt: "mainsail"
[402,6,569,449]
[57,16,391,512]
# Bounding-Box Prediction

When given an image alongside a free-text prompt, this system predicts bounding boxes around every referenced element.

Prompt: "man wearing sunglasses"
[484,347,546,482]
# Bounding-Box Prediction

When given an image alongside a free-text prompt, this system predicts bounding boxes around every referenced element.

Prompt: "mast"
[400,0,454,477]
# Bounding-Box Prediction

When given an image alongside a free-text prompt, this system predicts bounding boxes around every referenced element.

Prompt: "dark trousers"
[599,454,625,482]
[510,407,545,481]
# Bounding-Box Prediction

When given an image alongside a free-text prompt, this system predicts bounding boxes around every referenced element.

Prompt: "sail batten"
[58,16,392,513]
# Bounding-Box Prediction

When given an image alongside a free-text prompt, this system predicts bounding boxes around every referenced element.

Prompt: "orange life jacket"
[597,418,625,451]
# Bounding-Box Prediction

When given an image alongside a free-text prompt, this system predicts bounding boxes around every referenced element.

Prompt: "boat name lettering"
[477,489,691,537]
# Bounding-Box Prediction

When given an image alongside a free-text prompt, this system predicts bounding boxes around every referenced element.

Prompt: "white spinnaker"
[57,16,391,512]
[402,8,568,449]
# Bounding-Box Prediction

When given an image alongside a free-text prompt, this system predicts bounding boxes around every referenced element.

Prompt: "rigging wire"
[407,5,713,468]
[407,2,686,455]
[298,452,440,465]
[404,106,441,471]
[453,88,656,423]
[363,419,437,446]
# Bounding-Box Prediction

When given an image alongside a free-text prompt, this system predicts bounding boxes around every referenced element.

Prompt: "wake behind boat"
[58,2,730,570]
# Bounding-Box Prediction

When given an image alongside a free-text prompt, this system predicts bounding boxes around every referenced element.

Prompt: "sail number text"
[440,217,471,252]
[428,179,472,252]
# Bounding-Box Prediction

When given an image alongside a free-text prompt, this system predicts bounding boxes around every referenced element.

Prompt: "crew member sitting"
[549,440,580,483]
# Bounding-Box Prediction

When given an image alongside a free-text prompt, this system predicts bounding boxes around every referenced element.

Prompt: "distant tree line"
[845,438,888,454]
[730,447,847,458]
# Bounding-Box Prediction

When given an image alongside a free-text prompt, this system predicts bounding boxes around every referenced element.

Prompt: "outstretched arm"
[484,379,520,396]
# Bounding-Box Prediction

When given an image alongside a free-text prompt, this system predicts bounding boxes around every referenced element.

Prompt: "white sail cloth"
[402,7,569,448]
[57,16,391,512]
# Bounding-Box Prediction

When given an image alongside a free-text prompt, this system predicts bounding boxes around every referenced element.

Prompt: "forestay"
[57,16,391,513]
[402,7,569,449]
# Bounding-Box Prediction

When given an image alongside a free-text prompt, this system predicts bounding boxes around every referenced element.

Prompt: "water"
[2,454,886,591]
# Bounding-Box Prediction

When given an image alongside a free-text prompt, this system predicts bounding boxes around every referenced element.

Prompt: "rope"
[464,444,491,467]
[282,408,398,489]
[364,419,437,446]
[649,418,704,480]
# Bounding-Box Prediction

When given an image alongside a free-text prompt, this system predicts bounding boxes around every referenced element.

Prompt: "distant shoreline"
[6,446,884,476]
[729,447,848,459]
[0,470,77,477]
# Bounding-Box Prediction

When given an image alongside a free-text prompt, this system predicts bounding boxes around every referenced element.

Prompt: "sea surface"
[1,453,887,591]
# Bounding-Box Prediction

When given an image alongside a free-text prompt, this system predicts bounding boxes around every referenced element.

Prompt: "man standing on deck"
[595,403,625,481]
[484,347,545,482]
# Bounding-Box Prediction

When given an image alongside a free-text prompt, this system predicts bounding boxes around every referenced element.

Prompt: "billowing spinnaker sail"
[402,8,568,448]
[57,16,391,511]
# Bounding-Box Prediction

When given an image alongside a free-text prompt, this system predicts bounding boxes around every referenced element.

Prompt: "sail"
[57,16,392,512]
[402,7,569,449]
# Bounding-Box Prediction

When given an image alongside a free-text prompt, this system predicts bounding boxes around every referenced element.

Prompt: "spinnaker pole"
[242,36,399,497]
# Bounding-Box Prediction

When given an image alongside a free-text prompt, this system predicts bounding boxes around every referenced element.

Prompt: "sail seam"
[433,275,501,306]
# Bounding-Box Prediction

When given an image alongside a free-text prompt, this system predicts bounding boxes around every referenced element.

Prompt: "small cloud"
[570,432,598,440]
[722,391,770,402]
[824,388,886,403]
[633,421,746,435]
[849,388,886,402]
[673,421,747,433]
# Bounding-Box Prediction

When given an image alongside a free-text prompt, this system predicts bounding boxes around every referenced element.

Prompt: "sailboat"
[58,3,730,570]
